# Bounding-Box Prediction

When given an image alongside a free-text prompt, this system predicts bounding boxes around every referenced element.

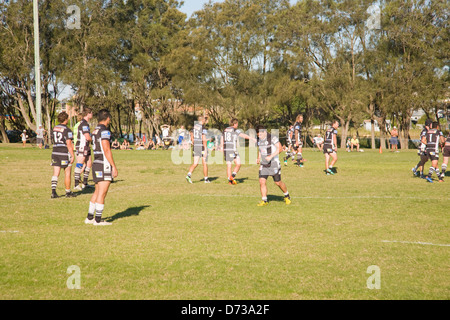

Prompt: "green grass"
[0,144,448,300]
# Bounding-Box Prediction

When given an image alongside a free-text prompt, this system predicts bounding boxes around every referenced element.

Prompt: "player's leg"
[186,156,199,183]
[231,156,241,182]
[257,177,269,206]
[63,165,75,197]
[51,166,61,198]
[441,156,448,181]
[202,154,209,183]
[329,152,338,171]
[324,152,330,172]
[85,184,99,224]
[74,154,85,189]
[274,176,291,205]
[91,181,112,225]
[83,155,92,187]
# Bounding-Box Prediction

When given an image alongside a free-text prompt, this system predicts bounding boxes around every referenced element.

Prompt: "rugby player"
[293,114,305,167]
[412,119,432,178]
[323,120,339,175]
[186,116,210,184]
[422,121,445,183]
[283,125,294,166]
[440,131,450,182]
[85,109,118,226]
[74,108,93,191]
[221,118,256,185]
[51,112,75,199]
[256,126,291,206]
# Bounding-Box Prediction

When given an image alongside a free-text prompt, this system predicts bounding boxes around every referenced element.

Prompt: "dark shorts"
[192,145,205,158]
[52,152,71,168]
[76,146,91,158]
[259,165,281,182]
[443,146,450,158]
[390,137,399,145]
[37,138,44,145]
[427,151,439,161]
[92,161,112,183]
[225,151,240,163]
[323,145,336,155]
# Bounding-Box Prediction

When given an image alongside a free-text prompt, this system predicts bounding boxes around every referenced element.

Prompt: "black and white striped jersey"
[223,127,242,153]
[92,124,112,164]
[52,124,73,155]
[76,119,91,151]
[425,129,443,154]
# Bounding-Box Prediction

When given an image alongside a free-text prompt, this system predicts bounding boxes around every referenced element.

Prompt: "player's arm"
[238,132,257,143]
[294,129,299,146]
[220,134,224,152]
[66,139,75,164]
[421,135,427,145]
[266,142,282,162]
[333,132,337,150]
[101,139,118,178]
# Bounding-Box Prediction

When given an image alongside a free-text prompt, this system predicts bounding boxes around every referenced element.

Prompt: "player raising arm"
[85,109,118,226]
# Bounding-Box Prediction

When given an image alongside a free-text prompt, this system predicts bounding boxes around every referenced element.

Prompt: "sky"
[179,0,218,18]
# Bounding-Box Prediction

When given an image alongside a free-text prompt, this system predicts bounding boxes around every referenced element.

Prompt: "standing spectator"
[36,125,46,149]
[178,125,187,146]
[390,126,399,152]
[21,130,28,147]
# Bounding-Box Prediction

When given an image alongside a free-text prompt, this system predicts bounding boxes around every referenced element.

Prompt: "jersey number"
[53,132,63,144]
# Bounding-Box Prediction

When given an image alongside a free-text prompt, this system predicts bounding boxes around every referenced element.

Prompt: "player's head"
[425,119,432,128]
[197,116,205,124]
[97,109,112,125]
[256,125,267,139]
[431,121,439,129]
[230,118,239,128]
[296,114,303,123]
[82,107,93,120]
[57,111,69,124]
[332,120,339,129]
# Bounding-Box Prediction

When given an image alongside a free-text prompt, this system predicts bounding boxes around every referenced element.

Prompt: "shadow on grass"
[197,176,219,183]
[106,205,151,222]
[267,195,286,202]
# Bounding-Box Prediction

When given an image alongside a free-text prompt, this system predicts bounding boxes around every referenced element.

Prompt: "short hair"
[230,118,238,126]
[77,113,83,122]
[256,125,266,133]
[197,116,204,122]
[332,120,339,126]
[425,119,433,127]
[57,112,69,124]
[431,121,439,129]
[82,107,93,117]
[97,109,111,122]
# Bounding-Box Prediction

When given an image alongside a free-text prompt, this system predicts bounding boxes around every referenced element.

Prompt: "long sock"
[51,176,58,193]
[83,167,91,185]
[95,203,104,223]
[435,168,441,178]
[428,167,434,178]
[74,167,82,187]
[87,202,95,220]
[284,191,290,198]
[232,172,237,178]
[441,164,447,177]
[262,197,268,202]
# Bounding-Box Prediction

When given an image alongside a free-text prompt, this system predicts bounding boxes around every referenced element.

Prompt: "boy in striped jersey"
[85,109,118,226]
[74,108,93,190]
[422,122,445,183]
[51,112,75,198]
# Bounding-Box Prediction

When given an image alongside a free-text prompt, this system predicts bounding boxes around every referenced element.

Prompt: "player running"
[293,114,305,167]
[422,121,445,183]
[85,109,118,226]
[412,119,432,178]
[51,112,76,199]
[256,126,291,206]
[186,116,210,184]
[221,118,256,185]
[74,108,93,191]
[440,131,450,182]
[323,120,339,175]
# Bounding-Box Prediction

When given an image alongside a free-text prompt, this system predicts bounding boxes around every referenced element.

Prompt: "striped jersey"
[419,128,428,152]
[92,124,112,165]
[286,128,294,142]
[52,124,73,155]
[324,127,338,148]
[293,122,302,142]
[192,123,207,148]
[258,133,280,167]
[223,127,242,152]
[76,119,91,151]
[425,129,443,153]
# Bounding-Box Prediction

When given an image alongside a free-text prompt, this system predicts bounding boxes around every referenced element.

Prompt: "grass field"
[0,144,448,300]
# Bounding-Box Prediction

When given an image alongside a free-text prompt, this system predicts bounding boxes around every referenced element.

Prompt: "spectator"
[111,139,120,150]
[21,130,28,147]
[136,138,146,150]
[346,138,351,152]
[146,139,155,150]
[313,134,324,151]
[121,139,131,150]
[36,125,46,149]
[134,137,142,149]
[390,126,399,152]
[351,135,360,152]
[177,125,187,146]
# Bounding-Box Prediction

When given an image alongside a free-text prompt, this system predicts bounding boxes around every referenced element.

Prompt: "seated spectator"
[350,135,360,152]
[111,139,120,150]
[121,139,131,150]
[134,137,142,148]
[313,134,324,151]
[146,139,156,150]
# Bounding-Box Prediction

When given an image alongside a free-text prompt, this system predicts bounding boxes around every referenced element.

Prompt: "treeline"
[0,0,448,148]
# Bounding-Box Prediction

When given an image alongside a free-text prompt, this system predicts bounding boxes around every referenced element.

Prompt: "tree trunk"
[371,119,376,149]
[0,117,9,143]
